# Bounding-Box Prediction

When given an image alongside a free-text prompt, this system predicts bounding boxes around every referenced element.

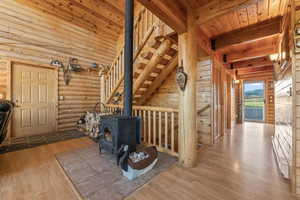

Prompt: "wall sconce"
[296,39,300,48]
[233,80,240,84]
[50,60,63,67]
[91,63,99,69]
[295,27,300,35]
[269,53,279,62]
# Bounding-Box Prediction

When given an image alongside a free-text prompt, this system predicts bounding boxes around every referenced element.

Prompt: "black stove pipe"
[123,0,134,117]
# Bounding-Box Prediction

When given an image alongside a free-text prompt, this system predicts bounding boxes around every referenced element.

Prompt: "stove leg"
[99,144,102,154]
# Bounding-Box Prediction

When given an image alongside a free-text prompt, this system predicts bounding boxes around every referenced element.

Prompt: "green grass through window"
[244,98,264,107]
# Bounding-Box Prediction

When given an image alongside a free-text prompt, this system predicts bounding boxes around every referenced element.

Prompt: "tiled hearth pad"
[56,144,177,200]
[0,130,86,154]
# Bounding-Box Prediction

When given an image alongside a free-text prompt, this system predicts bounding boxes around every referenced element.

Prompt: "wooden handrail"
[105,7,156,77]
[104,19,162,103]
[106,104,178,113]
[197,104,211,115]
[106,104,179,157]
[105,24,158,103]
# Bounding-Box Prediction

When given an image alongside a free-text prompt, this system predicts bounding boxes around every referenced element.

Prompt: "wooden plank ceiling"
[14,0,288,77]
[15,0,124,51]
[137,0,289,77]
[198,0,287,38]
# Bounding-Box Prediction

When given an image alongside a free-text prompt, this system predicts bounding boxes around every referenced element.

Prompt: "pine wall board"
[58,70,101,131]
[0,0,117,68]
[273,68,292,179]
[0,0,118,133]
[146,59,213,145]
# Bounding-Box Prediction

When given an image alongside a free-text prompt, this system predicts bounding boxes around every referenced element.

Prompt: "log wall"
[0,0,116,67]
[231,81,237,124]
[273,68,292,179]
[211,60,227,143]
[293,0,300,194]
[0,60,10,100]
[146,60,213,145]
[197,60,213,144]
[58,70,100,131]
[0,0,116,132]
[145,70,178,108]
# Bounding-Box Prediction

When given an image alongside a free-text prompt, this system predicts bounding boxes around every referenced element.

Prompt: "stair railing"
[104,8,162,103]
[106,104,179,157]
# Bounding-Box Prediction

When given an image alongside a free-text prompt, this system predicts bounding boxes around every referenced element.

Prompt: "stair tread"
[105,25,179,105]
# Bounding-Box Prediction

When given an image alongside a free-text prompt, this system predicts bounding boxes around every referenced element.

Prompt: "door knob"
[13,100,20,107]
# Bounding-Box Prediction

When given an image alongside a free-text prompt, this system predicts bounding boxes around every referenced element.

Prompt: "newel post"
[178,11,198,167]
[99,69,108,111]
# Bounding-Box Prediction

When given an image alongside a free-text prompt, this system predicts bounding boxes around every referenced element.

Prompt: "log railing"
[104,7,161,103]
[106,104,179,157]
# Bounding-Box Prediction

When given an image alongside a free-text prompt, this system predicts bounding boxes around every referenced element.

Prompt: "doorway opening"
[243,81,265,122]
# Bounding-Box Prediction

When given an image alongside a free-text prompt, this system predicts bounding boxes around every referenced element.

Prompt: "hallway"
[128,122,295,200]
[0,123,295,199]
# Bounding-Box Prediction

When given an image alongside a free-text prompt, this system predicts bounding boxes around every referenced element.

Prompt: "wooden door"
[12,63,57,137]
[212,63,228,143]
[212,64,221,143]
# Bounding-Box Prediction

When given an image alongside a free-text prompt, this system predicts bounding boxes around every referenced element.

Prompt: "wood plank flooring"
[0,137,94,200]
[127,122,296,200]
[0,122,297,200]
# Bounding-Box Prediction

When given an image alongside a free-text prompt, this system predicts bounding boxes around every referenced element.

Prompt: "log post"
[100,71,107,111]
[178,11,198,167]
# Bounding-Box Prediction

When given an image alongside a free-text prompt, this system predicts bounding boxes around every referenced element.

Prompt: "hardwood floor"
[127,122,296,200]
[0,137,94,200]
[0,123,296,200]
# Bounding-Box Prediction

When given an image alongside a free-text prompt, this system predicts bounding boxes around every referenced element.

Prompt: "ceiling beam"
[176,0,201,8]
[212,16,282,50]
[138,0,257,34]
[236,65,273,75]
[230,56,273,69]
[227,43,277,63]
[195,0,257,25]
[237,69,274,79]
[137,0,187,33]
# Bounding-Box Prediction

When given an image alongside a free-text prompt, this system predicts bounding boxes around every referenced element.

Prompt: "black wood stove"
[98,0,139,156]
[99,115,140,154]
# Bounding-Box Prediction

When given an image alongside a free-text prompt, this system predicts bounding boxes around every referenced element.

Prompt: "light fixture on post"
[269,53,279,62]
[233,80,240,84]
[296,39,300,48]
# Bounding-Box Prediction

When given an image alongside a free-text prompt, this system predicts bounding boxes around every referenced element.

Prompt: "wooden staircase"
[103,7,178,106]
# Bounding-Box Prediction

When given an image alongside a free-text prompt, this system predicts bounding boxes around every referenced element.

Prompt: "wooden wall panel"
[0,0,116,133]
[0,60,10,100]
[211,60,227,143]
[197,60,212,145]
[235,81,243,123]
[58,70,100,131]
[145,70,179,108]
[231,81,237,124]
[273,68,292,179]
[0,0,117,68]
[266,79,275,124]
[0,59,100,134]
[294,53,300,193]
[146,60,213,145]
